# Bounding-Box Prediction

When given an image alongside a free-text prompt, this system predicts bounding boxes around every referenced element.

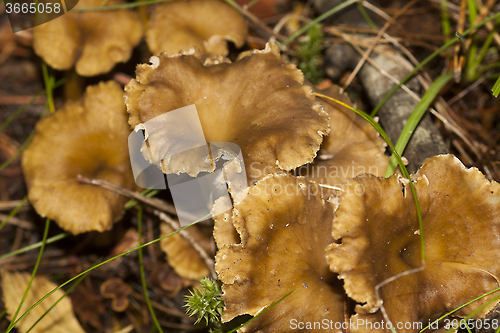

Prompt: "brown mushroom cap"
[146,0,247,56]
[326,154,500,332]
[125,42,329,182]
[33,0,143,76]
[22,81,136,235]
[299,85,388,188]
[215,174,345,332]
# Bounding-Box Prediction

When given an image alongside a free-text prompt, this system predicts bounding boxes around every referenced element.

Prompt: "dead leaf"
[1,270,85,333]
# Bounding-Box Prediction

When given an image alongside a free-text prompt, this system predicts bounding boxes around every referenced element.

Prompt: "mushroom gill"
[22,81,136,235]
[326,154,500,333]
[215,174,344,332]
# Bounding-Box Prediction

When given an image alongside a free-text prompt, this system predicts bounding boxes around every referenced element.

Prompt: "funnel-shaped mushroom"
[299,85,388,188]
[125,42,329,183]
[33,0,143,76]
[146,0,247,56]
[326,154,500,332]
[215,174,345,332]
[22,81,136,235]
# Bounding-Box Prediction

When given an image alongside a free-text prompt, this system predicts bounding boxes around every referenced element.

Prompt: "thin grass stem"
[7,214,210,331]
[0,232,69,259]
[0,196,28,232]
[6,219,50,332]
[137,207,164,333]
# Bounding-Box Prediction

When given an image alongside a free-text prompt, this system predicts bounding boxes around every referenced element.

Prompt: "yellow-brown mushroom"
[33,0,143,76]
[326,154,500,332]
[215,174,345,332]
[22,81,136,234]
[146,0,247,56]
[125,42,329,184]
[298,85,389,190]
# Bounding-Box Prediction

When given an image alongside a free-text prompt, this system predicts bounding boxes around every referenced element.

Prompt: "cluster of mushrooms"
[20,0,500,332]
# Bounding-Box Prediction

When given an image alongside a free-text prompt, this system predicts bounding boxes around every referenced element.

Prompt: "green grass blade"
[492,75,500,97]
[73,0,172,11]
[0,196,28,232]
[7,219,50,332]
[0,233,69,259]
[370,11,500,117]
[41,63,55,114]
[245,0,262,9]
[280,0,358,47]
[6,214,211,331]
[385,72,454,176]
[137,207,164,333]
[225,289,295,333]
[440,0,451,40]
[356,2,376,29]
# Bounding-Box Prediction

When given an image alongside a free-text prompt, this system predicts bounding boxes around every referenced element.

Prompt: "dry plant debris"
[1,270,85,333]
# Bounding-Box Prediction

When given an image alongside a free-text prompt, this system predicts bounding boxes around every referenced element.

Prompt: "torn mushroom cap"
[299,85,388,188]
[326,154,500,333]
[160,221,215,280]
[125,42,329,182]
[32,0,143,76]
[146,0,247,56]
[22,81,136,235]
[215,174,345,332]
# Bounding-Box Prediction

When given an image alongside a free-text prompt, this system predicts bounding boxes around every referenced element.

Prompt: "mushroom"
[160,221,215,280]
[298,85,389,189]
[100,278,132,312]
[326,154,500,332]
[125,42,329,184]
[146,0,247,56]
[22,81,136,235]
[215,174,345,332]
[32,0,143,76]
